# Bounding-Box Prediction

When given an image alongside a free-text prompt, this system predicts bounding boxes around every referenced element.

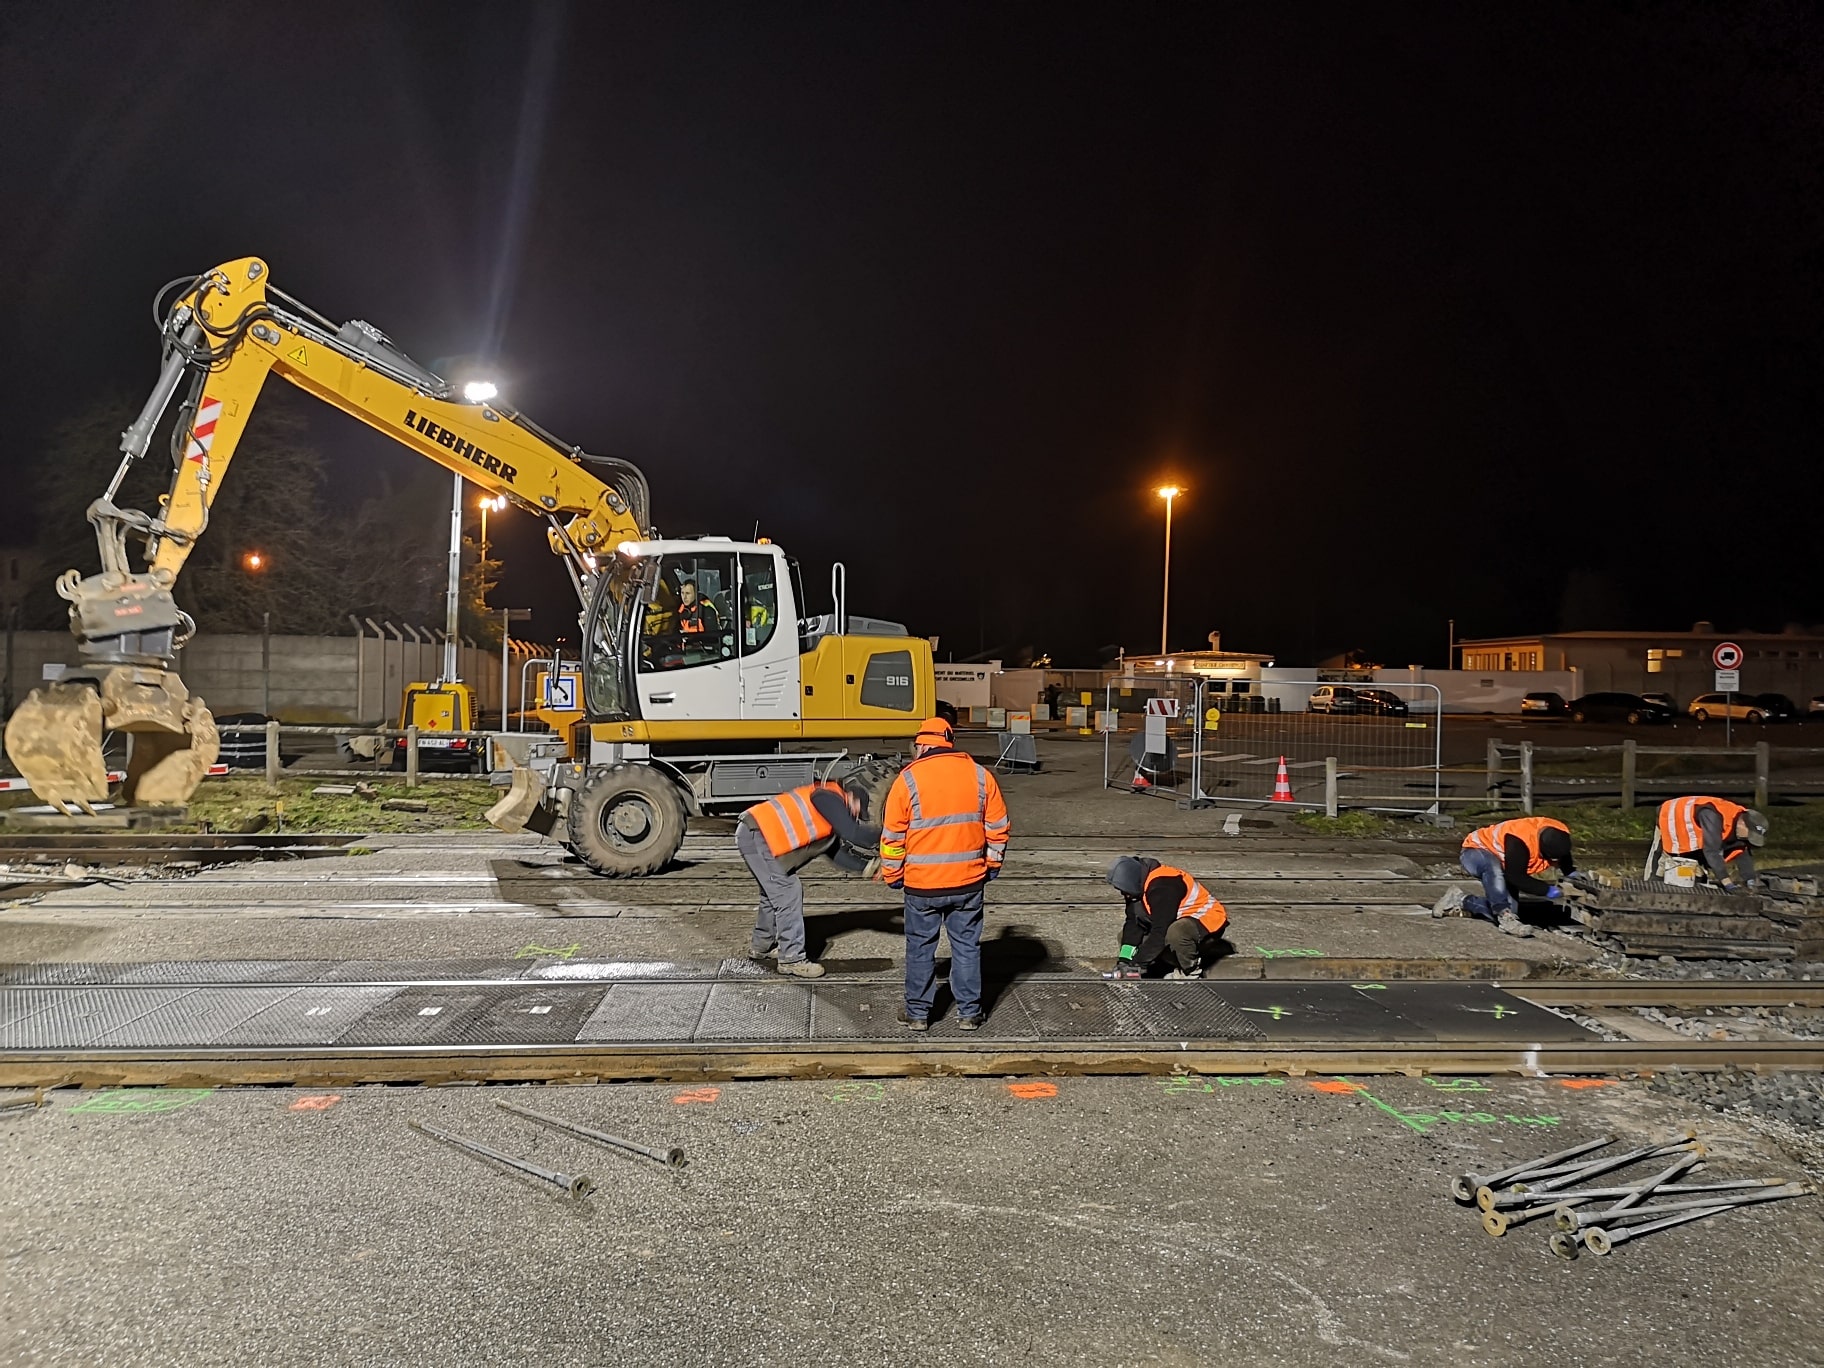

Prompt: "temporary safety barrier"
[1104,675,1445,814]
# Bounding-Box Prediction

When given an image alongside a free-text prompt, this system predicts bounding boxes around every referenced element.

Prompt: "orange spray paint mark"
[290,1095,341,1111]
[1558,1079,1616,1090]
[1006,1081,1058,1100]
[673,1087,722,1106]
[1310,1080,1363,1094]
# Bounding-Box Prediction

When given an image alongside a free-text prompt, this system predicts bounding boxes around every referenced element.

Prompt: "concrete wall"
[2,629,524,725]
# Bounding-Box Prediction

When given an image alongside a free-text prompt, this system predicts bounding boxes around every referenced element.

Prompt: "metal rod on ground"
[1621,739,1637,810]
[1482,1177,1782,1212]
[405,725,419,788]
[1325,757,1338,818]
[1520,741,1534,815]
[408,1117,594,1198]
[1583,1202,1737,1256]
[1755,741,1770,811]
[1564,1184,1811,1231]
[496,1100,686,1168]
[265,719,281,789]
[1483,1136,1701,1204]
[1553,1151,1701,1227]
[1451,1134,1616,1203]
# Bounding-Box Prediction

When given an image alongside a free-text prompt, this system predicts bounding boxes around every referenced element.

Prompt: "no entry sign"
[1712,641,1743,670]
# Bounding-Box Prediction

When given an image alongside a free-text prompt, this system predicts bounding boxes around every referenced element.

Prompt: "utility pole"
[1448,618,1455,671]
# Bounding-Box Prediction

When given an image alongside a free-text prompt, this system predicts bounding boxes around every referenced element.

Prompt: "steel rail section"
[4,1039,1822,1090]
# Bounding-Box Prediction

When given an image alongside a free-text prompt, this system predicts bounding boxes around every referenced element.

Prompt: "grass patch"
[180,778,501,834]
[1292,811,1402,839]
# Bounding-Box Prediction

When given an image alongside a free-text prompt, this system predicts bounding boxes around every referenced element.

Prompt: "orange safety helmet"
[913,717,955,750]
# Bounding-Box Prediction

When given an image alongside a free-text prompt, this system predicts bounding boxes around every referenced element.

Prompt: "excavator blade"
[2,682,109,814]
[0,669,220,812]
[486,761,557,836]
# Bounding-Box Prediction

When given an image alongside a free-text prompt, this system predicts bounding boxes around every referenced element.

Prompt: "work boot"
[957,1014,984,1031]
[750,943,775,961]
[895,1007,929,1032]
[1162,969,1192,981]
[1495,911,1535,938]
[777,959,826,978]
[1431,887,1467,918]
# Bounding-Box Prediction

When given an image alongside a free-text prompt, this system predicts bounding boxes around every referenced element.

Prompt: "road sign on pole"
[1712,641,1743,670]
[1714,668,1740,692]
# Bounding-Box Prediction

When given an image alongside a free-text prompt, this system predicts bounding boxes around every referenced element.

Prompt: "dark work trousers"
[903,884,985,1021]
[736,821,814,964]
[1161,917,1217,974]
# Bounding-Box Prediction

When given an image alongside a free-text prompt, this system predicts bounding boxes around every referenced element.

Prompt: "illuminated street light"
[242,551,265,571]
[476,493,507,559]
[462,380,498,403]
[1155,485,1181,656]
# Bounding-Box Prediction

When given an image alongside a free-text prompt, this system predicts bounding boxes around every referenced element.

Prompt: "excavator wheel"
[567,763,688,877]
[833,756,901,828]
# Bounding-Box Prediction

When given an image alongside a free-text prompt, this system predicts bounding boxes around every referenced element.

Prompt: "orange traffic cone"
[1271,756,1294,803]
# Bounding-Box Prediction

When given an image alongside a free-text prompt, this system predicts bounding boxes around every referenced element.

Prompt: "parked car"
[1639,692,1676,710]
[1352,687,1410,717]
[1687,692,1795,724]
[1308,685,1361,714]
[1521,691,1569,716]
[1567,692,1675,725]
[1810,694,1824,715]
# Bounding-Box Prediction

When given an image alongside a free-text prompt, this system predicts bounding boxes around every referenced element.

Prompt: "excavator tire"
[834,756,902,827]
[567,762,688,877]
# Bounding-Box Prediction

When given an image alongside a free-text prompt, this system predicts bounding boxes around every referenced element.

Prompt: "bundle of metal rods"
[406,1102,686,1201]
[1449,1130,1815,1259]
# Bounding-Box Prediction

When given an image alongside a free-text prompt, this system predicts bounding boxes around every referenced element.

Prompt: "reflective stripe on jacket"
[1144,864,1228,935]
[745,781,841,859]
[1658,796,1748,858]
[1462,817,1569,877]
[879,749,1010,890]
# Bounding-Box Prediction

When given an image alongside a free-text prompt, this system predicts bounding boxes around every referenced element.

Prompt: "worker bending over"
[738,778,877,979]
[1434,816,1576,937]
[1104,856,1230,979]
[880,717,1010,1031]
[1650,796,1768,891]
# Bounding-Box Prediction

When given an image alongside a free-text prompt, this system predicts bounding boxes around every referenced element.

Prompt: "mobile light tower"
[1155,485,1181,657]
[444,380,500,682]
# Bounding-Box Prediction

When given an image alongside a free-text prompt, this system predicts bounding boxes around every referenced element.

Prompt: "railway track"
[0,833,356,867]
[2,974,1818,1088]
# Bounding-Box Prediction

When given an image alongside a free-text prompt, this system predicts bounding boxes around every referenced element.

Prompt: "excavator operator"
[676,579,721,636]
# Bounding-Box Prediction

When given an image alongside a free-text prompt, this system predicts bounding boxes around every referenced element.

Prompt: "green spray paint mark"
[1254,947,1323,959]
[69,1089,213,1115]
[514,943,582,960]
[1159,1076,1287,1095]
[1240,1005,1291,1020]
[1423,1077,1493,1093]
[1467,1005,1518,1020]
[1326,1076,1430,1134]
[829,1080,886,1104]
[1350,983,1389,991]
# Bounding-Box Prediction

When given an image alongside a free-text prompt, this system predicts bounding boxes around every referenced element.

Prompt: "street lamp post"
[1155,485,1181,657]
[477,493,506,560]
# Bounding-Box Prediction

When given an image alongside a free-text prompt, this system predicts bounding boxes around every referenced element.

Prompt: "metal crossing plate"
[215,988,399,1046]
[575,983,713,1042]
[1114,984,1266,1040]
[697,983,813,1041]
[1012,982,1157,1038]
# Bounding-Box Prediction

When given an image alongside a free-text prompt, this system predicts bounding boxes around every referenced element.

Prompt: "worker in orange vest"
[880,717,1010,1031]
[1103,856,1230,979]
[1433,816,1576,937]
[737,777,878,978]
[1650,796,1768,891]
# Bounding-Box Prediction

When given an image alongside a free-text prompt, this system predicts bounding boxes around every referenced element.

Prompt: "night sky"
[2,2,1819,666]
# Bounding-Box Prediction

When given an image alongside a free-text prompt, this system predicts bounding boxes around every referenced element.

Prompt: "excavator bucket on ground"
[486,761,558,836]
[2,668,219,814]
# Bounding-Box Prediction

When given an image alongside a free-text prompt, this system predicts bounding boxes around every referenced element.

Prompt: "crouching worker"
[1650,796,1768,892]
[1434,817,1575,938]
[1104,856,1230,979]
[737,779,878,978]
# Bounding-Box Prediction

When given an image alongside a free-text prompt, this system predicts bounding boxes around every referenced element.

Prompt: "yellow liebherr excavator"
[4,256,935,874]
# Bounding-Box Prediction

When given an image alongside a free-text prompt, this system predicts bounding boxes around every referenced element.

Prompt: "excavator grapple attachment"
[2,669,220,813]
[3,683,110,814]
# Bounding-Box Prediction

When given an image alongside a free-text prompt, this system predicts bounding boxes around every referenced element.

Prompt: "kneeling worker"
[1650,796,1768,891]
[1434,816,1576,937]
[1104,856,1230,979]
[738,778,877,978]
